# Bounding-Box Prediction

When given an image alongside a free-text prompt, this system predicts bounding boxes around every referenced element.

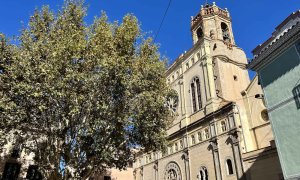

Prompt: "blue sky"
[0,0,298,78]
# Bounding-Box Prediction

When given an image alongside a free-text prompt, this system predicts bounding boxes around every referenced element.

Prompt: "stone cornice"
[167,102,234,140]
[213,55,247,70]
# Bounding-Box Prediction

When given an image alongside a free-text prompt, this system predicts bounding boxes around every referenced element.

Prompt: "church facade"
[133,3,282,180]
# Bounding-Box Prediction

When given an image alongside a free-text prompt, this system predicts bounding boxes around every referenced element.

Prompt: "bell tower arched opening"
[221,22,231,43]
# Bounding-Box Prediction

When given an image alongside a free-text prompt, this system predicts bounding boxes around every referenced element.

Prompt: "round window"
[261,109,269,121]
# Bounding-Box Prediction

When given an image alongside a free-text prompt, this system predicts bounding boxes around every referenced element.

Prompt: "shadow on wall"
[293,83,300,109]
[260,46,300,87]
[242,144,283,180]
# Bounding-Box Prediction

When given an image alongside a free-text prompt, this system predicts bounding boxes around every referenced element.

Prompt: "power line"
[154,0,172,41]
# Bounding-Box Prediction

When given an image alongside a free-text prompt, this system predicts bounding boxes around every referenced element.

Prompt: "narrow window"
[204,168,208,180]
[221,22,230,42]
[191,77,202,112]
[2,162,21,180]
[204,128,210,139]
[174,143,178,151]
[199,166,208,180]
[197,27,204,40]
[162,150,167,157]
[186,62,189,69]
[197,53,201,61]
[191,135,196,145]
[104,176,112,180]
[200,170,204,180]
[226,159,234,175]
[198,132,202,142]
[196,78,202,109]
[26,165,42,180]
[221,121,227,132]
[180,140,184,149]
[169,145,173,154]
[191,82,197,112]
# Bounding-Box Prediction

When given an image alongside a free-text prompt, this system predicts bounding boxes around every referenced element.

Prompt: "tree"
[0,0,172,179]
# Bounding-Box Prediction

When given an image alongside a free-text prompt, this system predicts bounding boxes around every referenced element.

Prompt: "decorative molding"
[213,55,247,69]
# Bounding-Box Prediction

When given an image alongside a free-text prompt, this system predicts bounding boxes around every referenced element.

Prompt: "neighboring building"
[133,2,282,180]
[248,11,300,180]
[0,134,133,180]
[90,167,134,180]
[0,133,41,180]
[241,76,283,180]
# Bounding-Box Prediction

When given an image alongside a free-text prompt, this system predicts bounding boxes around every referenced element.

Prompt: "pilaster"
[182,149,191,180]
[202,39,219,114]
[229,129,245,180]
[209,137,222,180]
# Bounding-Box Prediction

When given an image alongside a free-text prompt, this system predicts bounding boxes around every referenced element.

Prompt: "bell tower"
[191,2,235,45]
[189,2,254,153]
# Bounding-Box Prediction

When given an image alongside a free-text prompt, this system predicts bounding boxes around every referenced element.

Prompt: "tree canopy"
[0,0,172,179]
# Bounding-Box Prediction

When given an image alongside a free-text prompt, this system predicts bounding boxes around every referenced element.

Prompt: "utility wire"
[154,0,172,41]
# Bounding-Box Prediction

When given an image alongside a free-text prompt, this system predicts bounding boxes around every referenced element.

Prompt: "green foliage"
[0,0,172,179]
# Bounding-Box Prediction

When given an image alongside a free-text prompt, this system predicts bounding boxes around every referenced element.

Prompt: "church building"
[133,2,282,180]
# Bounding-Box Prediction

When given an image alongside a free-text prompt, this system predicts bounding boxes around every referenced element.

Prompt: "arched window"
[221,22,230,42]
[191,135,196,145]
[197,27,204,40]
[204,128,210,139]
[169,145,173,154]
[196,78,202,109]
[180,140,184,149]
[186,62,190,69]
[174,143,178,152]
[226,159,234,175]
[199,166,208,180]
[191,77,202,112]
[149,154,152,161]
[191,81,197,112]
[221,121,227,132]
[198,132,202,142]
[197,53,201,60]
